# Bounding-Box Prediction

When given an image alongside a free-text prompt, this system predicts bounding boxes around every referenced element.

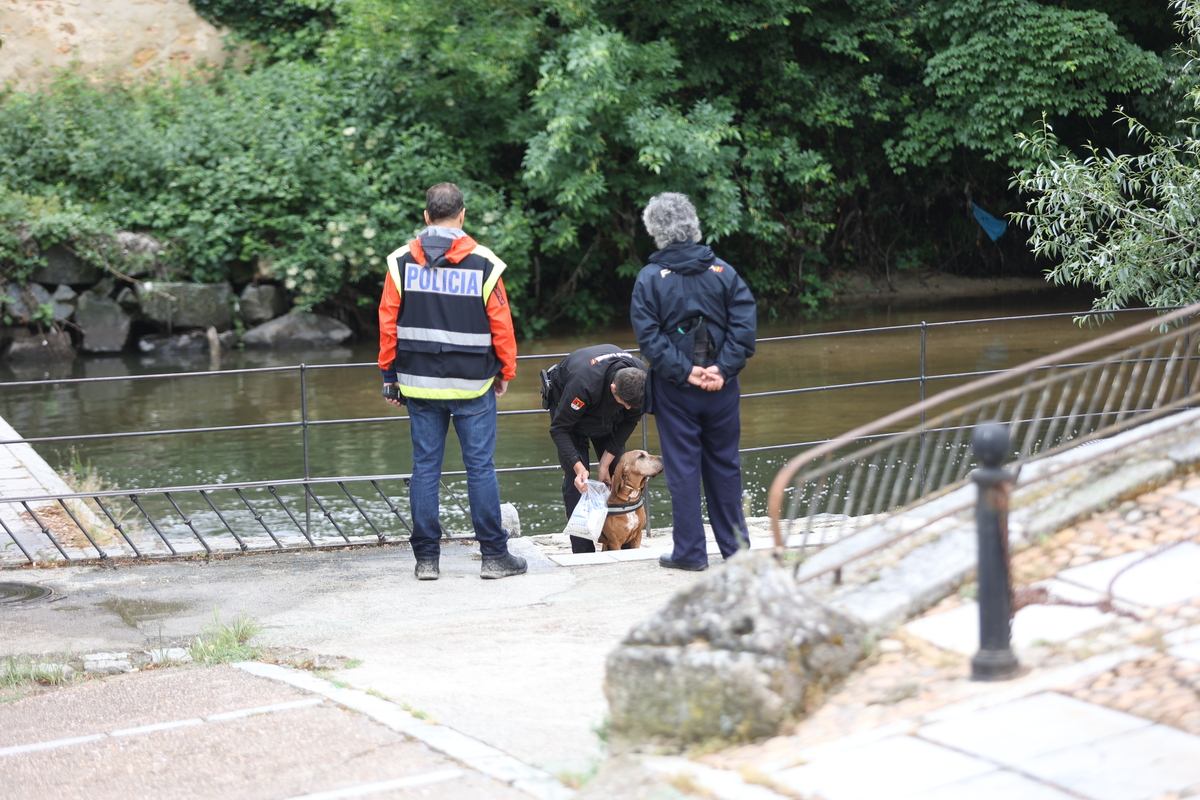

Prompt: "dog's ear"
[634,463,651,490]
[610,452,629,492]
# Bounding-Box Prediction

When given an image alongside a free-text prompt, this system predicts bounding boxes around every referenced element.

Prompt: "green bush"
[0,189,117,282]
[190,0,337,61]
[0,0,1183,332]
[0,65,530,314]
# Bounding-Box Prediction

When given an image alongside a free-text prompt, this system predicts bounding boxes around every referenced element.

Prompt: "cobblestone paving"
[701,469,1200,783]
[1061,648,1200,736]
[1011,472,1200,584]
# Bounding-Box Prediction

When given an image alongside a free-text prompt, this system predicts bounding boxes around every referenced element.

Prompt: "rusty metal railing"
[768,302,1200,581]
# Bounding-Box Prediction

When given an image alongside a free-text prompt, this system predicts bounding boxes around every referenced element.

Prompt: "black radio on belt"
[539,365,558,410]
[678,316,715,366]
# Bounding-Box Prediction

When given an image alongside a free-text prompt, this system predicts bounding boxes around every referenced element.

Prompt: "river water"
[0,287,1156,538]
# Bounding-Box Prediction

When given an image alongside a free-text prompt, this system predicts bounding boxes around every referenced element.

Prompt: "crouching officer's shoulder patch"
[571,397,585,410]
[710,265,724,273]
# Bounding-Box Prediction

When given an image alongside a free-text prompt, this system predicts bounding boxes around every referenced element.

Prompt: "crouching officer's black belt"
[606,495,645,515]
[539,364,559,410]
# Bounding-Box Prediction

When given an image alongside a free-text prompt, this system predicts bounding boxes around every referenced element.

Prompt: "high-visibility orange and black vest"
[384,232,506,399]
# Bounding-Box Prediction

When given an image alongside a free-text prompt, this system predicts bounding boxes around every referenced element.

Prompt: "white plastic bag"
[564,480,610,541]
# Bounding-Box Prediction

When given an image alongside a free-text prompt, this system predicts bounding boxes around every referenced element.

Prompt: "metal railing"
[0,306,1179,565]
[767,302,1200,583]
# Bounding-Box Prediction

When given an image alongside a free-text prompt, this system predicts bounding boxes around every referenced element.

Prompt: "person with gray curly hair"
[630,192,757,571]
[642,191,703,249]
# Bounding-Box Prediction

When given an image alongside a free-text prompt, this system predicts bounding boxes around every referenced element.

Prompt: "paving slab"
[1175,487,1200,507]
[0,665,309,747]
[605,547,662,562]
[548,552,615,566]
[1017,723,1200,800]
[1168,640,1200,662]
[903,599,1114,655]
[0,688,533,800]
[0,539,703,777]
[1164,624,1200,646]
[903,769,1079,800]
[773,734,995,800]
[917,692,1152,765]
[1057,542,1200,607]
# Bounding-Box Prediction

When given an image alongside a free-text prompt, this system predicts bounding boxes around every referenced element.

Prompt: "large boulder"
[239,284,288,325]
[51,285,77,321]
[3,328,75,363]
[605,550,866,750]
[111,232,166,278]
[137,281,233,331]
[75,291,132,353]
[29,244,102,285]
[242,311,353,348]
[3,282,52,321]
[138,329,234,355]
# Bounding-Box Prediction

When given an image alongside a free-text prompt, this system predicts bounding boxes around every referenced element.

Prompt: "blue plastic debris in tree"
[971,202,1007,241]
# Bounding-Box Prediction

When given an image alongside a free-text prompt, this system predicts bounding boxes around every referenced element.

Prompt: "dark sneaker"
[480,553,527,579]
[414,558,440,581]
[658,554,707,572]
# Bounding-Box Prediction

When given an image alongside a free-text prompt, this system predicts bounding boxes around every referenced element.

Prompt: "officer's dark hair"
[426,183,465,223]
[614,367,646,408]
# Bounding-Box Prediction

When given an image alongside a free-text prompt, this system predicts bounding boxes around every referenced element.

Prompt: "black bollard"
[970,422,1020,681]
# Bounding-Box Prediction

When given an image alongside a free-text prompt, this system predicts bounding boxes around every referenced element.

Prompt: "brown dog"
[596,449,664,551]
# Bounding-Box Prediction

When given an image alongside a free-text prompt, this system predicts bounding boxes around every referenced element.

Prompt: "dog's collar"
[606,495,645,515]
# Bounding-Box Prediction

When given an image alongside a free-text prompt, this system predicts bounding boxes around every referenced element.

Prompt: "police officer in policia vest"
[542,344,647,553]
[378,182,526,581]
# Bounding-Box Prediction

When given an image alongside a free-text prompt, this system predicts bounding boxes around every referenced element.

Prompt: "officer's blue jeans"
[406,390,508,561]
[654,375,749,568]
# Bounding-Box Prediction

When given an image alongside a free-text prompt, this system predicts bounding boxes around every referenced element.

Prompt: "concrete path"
[0,414,88,558]
[7,405,1200,799]
[0,407,780,798]
[0,663,553,800]
[0,538,709,779]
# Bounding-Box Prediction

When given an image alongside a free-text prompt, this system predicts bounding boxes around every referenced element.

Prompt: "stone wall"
[0,0,243,91]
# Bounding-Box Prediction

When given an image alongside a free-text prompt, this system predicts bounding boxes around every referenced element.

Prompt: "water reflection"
[2,288,1159,538]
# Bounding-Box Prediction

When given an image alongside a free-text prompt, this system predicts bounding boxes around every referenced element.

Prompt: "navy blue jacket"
[630,240,756,405]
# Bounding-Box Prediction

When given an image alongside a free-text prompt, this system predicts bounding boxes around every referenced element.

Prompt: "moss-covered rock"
[605,550,865,750]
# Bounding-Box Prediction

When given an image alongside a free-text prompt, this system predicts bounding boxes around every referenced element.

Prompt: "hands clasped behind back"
[687,365,725,391]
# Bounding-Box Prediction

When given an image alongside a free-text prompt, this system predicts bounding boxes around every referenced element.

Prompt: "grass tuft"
[189,610,262,664]
[668,773,716,797]
[553,761,600,789]
[0,654,75,690]
[401,702,432,721]
[738,766,806,798]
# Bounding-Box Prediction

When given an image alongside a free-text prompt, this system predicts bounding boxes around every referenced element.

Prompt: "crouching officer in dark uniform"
[542,344,647,553]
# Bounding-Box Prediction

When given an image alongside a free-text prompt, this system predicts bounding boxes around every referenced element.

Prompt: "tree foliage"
[0,0,1183,333]
[889,0,1164,171]
[1014,0,1200,311]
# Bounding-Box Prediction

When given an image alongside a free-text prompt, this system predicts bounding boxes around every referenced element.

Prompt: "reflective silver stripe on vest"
[397,373,494,392]
[395,326,493,347]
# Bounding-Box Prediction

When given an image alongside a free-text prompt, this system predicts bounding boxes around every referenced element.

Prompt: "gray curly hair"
[642,192,702,249]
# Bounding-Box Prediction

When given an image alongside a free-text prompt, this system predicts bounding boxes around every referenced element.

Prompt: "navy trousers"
[653,375,749,568]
